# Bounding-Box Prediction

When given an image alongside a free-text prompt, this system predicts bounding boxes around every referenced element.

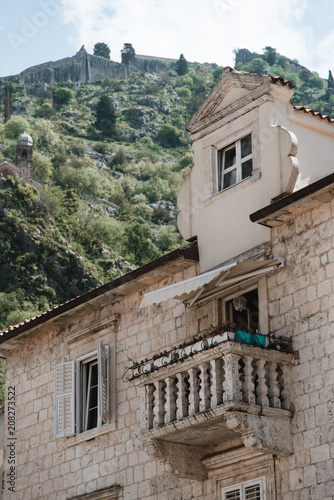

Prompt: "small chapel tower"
[16,129,33,179]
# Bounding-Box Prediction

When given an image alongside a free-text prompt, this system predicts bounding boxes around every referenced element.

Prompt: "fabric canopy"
[140,259,282,308]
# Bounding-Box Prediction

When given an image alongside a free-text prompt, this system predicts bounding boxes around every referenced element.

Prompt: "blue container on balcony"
[235,330,266,347]
[235,330,252,344]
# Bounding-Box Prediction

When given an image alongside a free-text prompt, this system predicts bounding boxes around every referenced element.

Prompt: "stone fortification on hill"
[4,46,177,85]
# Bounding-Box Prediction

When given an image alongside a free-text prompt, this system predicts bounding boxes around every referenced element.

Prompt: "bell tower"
[16,129,33,179]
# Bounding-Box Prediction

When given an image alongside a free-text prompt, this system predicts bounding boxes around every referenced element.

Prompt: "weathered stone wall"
[17,49,132,86]
[87,54,130,82]
[2,261,216,500]
[2,194,334,499]
[268,199,334,500]
[5,49,174,86]
[131,55,176,74]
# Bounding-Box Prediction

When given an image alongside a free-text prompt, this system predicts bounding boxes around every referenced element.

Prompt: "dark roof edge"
[250,174,334,224]
[0,243,199,343]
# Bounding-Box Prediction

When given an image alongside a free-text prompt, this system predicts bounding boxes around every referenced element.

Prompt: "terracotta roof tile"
[270,75,294,89]
[293,105,334,123]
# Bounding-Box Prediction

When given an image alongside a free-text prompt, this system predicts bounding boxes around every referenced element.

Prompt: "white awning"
[140,259,282,308]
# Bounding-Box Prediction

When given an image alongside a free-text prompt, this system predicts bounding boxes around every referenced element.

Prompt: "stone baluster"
[210,358,224,408]
[176,372,188,420]
[199,362,211,412]
[153,380,165,428]
[255,359,269,407]
[142,384,154,431]
[243,356,256,405]
[223,353,242,403]
[268,361,281,408]
[188,367,200,416]
[164,377,176,424]
[280,363,291,411]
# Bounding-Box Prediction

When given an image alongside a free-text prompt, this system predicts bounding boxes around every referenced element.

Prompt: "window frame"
[217,133,253,192]
[221,476,266,500]
[217,276,269,335]
[222,285,259,333]
[55,339,110,438]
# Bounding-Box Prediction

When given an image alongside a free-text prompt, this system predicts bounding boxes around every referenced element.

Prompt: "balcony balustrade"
[130,333,294,479]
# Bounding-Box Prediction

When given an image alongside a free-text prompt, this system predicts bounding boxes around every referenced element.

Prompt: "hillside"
[0,47,333,330]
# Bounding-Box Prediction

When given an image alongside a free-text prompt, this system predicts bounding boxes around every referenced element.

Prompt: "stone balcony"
[130,333,294,479]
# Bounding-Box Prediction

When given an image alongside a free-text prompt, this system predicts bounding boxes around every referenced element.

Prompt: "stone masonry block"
[311,445,330,463]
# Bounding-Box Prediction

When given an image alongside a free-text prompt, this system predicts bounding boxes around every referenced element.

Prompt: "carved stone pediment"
[186,68,293,135]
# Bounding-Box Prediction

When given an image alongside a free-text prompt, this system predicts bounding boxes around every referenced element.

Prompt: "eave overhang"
[250,173,334,227]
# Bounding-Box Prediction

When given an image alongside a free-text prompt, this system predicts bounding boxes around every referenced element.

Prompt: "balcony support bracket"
[144,440,208,481]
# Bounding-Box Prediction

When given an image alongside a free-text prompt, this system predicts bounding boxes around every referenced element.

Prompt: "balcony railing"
[130,333,294,478]
[140,341,291,431]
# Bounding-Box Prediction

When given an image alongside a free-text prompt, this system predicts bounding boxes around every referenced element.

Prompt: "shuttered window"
[55,361,75,437]
[55,340,110,437]
[222,478,265,500]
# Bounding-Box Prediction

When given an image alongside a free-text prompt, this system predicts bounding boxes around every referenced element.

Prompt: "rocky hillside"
[0,47,333,330]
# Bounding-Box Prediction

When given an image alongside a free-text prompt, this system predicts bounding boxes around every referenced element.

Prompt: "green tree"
[93,42,111,59]
[263,46,277,66]
[32,119,58,150]
[95,95,117,138]
[121,43,136,65]
[328,70,334,89]
[124,222,159,265]
[308,73,324,90]
[32,152,53,182]
[52,88,74,106]
[176,54,188,76]
[155,124,184,148]
[4,116,28,140]
[285,72,301,88]
[248,58,269,75]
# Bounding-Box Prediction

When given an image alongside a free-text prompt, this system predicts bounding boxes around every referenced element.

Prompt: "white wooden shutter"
[245,484,261,499]
[55,361,75,437]
[97,340,109,425]
[225,490,240,500]
[222,478,265,500]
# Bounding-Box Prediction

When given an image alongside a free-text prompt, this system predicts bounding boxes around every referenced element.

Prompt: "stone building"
[0,132,44,193]
[0,68,334,499]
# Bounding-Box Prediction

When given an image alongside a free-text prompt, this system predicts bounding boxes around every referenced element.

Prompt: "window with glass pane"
[83,360,99,431]
[218,134,252,191]
[55,341,110,437]
[222,477,265,500]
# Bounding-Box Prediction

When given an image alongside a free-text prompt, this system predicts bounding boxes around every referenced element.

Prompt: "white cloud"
[59,0,331,76]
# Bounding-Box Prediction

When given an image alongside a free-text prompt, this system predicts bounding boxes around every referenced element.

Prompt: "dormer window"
[218,133,252,191]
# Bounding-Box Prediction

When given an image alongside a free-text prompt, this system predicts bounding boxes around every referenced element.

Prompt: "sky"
[1,0,334,79]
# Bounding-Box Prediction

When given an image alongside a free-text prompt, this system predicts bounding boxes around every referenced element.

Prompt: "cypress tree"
[328,70,334,89]
[176,54,188,76]
[95,95,116,138]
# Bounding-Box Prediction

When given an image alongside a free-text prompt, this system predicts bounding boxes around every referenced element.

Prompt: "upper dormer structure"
[178,67,334,272]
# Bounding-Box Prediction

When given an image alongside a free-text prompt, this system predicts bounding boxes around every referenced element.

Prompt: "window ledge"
[61,421,117,448]
[205,170,261,206]
[67,484,122,500]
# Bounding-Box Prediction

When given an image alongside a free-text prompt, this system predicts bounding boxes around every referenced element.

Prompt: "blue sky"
[1,0,334,78]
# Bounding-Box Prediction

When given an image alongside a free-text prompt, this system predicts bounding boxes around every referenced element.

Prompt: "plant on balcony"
[220,320,238,332]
